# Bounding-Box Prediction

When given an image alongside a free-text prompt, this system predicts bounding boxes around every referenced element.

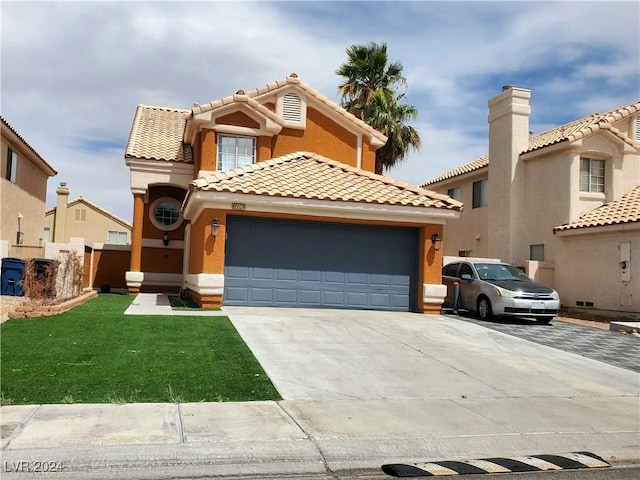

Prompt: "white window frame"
[579,157,605,193]
[107,230,128,245]
[149,197,183,231]
[217,134,256,171]
[6,147,17,183]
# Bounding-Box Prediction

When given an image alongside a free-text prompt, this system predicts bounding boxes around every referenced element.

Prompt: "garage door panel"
[370,293,392,307]
[324,271,346,284]
[346,291,368,307]
[224,217,417,311]
[225,286,249,302]
[276,269,297,281]
[323,291,345,305]
[300,270,322,282]
[299,290,322,305]
[347,272,368,285]
[252,267,274,280]
[249,288,273,303]
[275,289,297,304]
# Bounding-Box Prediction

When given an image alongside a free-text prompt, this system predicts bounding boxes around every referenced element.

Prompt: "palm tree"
[337,42,421,174]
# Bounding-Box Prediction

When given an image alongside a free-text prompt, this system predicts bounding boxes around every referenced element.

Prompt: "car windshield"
[473,263,531,282]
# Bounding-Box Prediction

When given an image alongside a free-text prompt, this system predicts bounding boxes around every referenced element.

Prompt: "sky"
[2,1,639,223]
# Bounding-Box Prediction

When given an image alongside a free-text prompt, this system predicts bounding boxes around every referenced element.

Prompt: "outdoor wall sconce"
[431,233,442,251]
[211,218,220,238]
[162,232,169,246]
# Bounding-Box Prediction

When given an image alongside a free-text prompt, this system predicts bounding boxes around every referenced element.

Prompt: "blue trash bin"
[1,257,26,296]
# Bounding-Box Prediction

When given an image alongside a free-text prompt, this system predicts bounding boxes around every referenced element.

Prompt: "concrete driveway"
[224,307,638,401]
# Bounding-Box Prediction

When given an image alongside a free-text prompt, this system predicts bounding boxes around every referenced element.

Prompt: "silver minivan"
[442,261,560,323]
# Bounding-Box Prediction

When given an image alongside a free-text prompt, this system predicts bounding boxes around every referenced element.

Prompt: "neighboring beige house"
[44,184,132,245]
[424,86,639,319]
[1,116,57,247]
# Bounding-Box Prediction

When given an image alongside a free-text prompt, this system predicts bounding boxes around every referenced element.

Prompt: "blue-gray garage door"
[224,216,418,311]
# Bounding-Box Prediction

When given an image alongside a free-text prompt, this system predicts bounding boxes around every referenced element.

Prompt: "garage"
[224,216,418,311]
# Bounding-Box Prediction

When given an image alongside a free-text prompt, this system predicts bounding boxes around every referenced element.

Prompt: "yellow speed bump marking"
[381,451,610,477]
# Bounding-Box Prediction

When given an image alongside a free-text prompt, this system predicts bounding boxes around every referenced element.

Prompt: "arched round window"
[149,197,183,231]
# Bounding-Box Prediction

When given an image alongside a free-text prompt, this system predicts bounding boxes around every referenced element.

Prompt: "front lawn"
[0,294,279,405]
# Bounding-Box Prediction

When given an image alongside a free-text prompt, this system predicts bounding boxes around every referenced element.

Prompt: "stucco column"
[184,210,227,308]
[53,183,69,242]
[419,225,446,314]
[126,194,145,294]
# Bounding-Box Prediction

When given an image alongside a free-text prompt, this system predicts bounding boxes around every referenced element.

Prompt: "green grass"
[0,294,279,405]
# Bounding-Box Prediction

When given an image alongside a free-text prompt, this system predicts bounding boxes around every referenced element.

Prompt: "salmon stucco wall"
[93,249,131,290]
[272,108,358,167]
[217,111,260,129]
[419,224,444,314]
[142,186,187,241]
[199,129,217,172]
[189,209,227,275]
[194,107,379,173]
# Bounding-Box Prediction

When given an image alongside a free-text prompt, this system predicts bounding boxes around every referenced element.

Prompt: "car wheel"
[536,317,552,325]
[477,296,493,320]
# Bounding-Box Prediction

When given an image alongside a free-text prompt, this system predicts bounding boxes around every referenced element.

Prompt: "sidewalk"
[1,295,638,479]
[2,397,639,479]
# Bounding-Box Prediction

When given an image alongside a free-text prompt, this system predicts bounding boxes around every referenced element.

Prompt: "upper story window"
[217,135,256,171]
[5,147,17,183]
[75,209,87,222]
[580,157,605,193]
[108,231,128,245]
[447,187,461,201]
[472,179,488,208]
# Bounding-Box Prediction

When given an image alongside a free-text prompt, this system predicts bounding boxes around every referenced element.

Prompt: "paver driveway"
[223,307,638,401]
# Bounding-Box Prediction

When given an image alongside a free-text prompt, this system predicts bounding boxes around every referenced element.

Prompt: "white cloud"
[1,1,638,222]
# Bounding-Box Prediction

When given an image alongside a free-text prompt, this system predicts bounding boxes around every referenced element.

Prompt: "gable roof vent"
[635,116,640,142]
[282,92,302,123]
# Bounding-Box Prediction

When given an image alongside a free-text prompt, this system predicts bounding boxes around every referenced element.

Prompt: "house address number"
[232,203,246,210]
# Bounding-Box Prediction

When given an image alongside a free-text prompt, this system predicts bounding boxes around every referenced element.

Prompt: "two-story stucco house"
[1,116,57,247]
[44,183,132,245]
[124,74,462,313]
[424,86,639,319]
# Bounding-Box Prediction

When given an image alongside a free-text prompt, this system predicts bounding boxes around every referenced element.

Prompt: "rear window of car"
[443,263,459,277]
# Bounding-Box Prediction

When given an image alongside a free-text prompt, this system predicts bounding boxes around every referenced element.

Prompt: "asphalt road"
[446,311,640,372]
[71,463,640,480]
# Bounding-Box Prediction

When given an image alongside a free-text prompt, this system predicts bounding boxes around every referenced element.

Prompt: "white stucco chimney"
[53,182,69,242]
[487,86,531,264]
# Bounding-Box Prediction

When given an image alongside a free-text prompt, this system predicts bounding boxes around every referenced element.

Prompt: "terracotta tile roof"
[526,101,640,153]
[192,92,285,127]
[1,116,57,176]
[422,156,488,186]
[190,152,462,211]
[554,187,640,232]
[425,100,639,185]
[125,105,193,163]
[193,74,387,145]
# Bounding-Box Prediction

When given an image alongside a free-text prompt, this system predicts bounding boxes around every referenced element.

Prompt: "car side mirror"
[461,273,473,281]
